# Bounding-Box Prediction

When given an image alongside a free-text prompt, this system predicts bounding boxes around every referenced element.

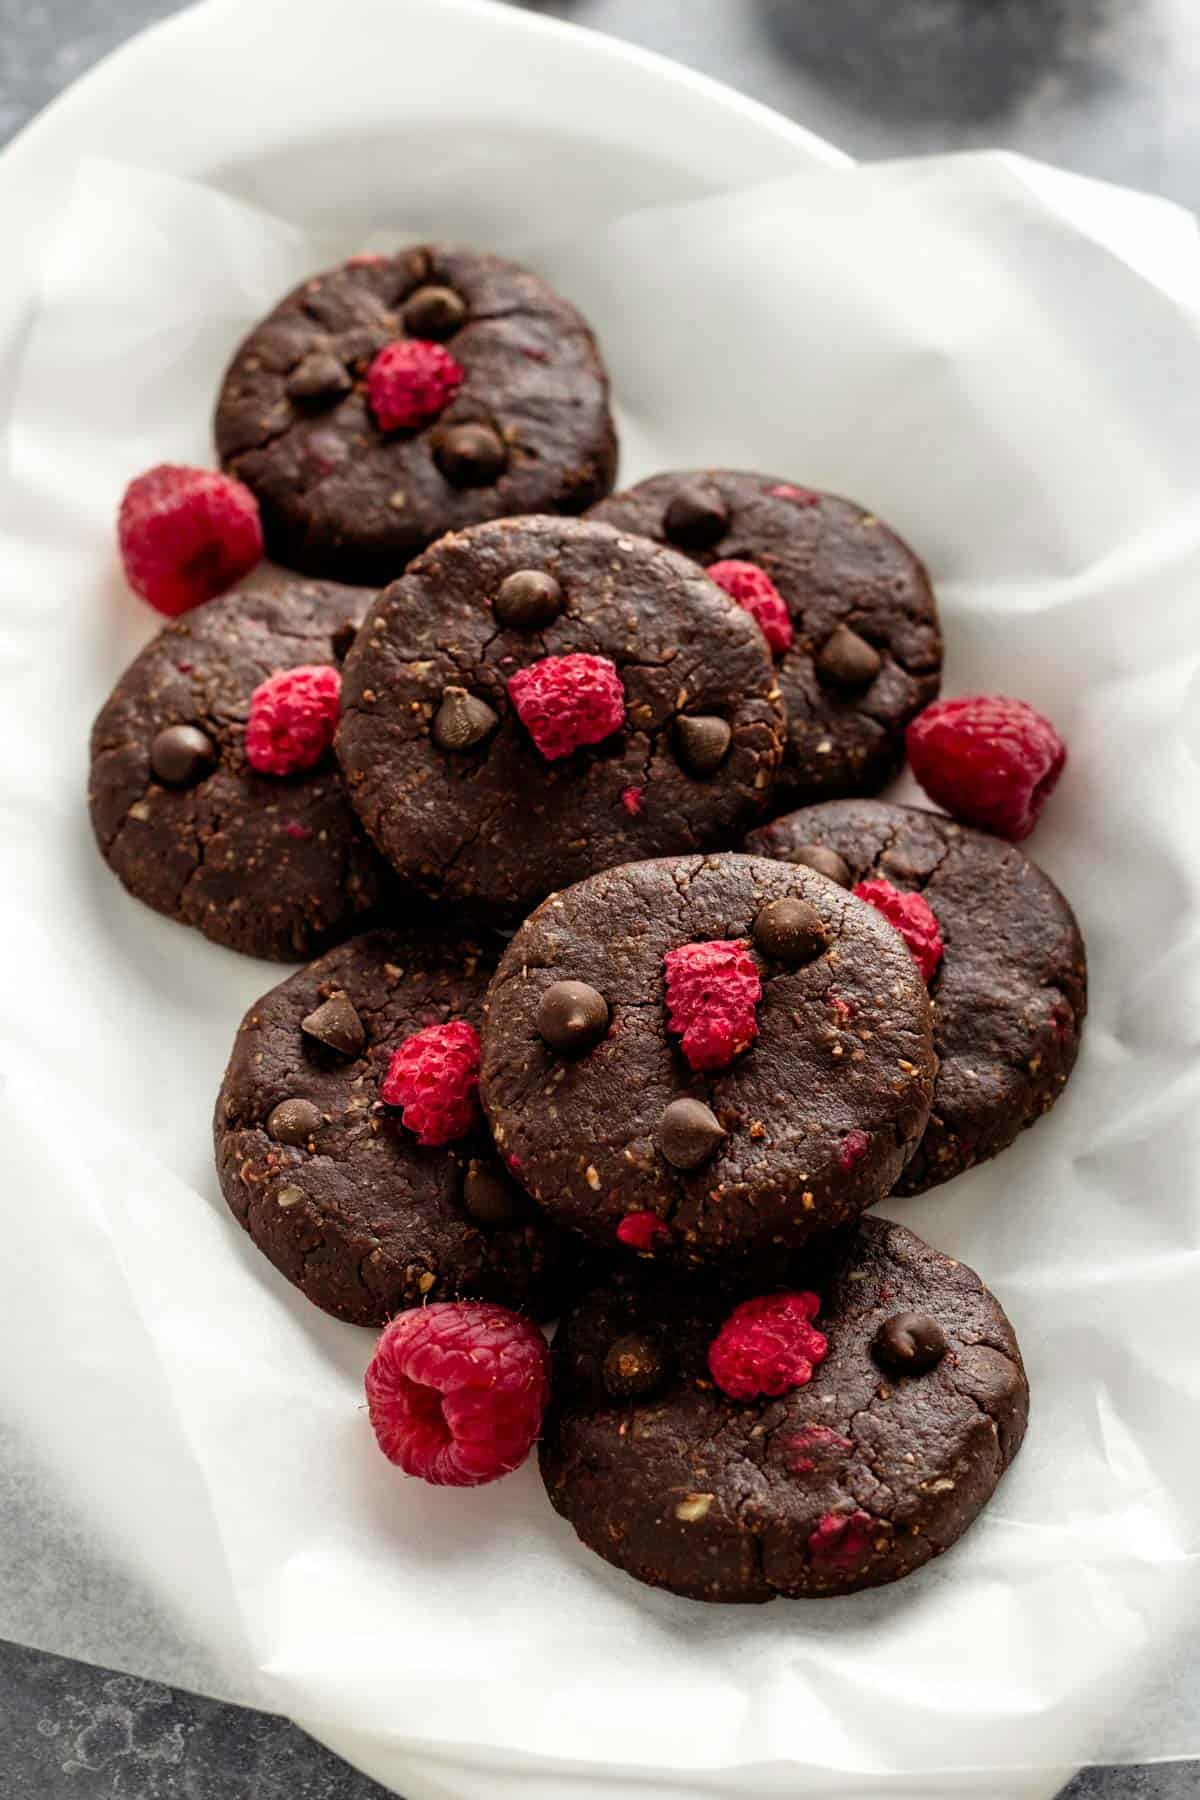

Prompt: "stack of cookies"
[88,245,1085,1604]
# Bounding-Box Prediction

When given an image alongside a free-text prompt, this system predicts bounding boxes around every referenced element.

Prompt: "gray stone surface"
[0,0,1196,1794]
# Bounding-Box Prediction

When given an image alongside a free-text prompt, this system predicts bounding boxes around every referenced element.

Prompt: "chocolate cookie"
[89,572,392,960]
[746,801,1087,1190]
[590,472,942,807]
[480,853,936,1265]
[540,1216,1028,1602]
[214,928,576,1325]
[336,519,787,916]
[215,247,617,583]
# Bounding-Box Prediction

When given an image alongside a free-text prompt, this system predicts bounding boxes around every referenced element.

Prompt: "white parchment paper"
[2,151,1200,1799]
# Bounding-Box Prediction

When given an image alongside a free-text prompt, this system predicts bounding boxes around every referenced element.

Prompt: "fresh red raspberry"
[837,1128,870,1172]
[507,653,625,760]
[245,665,340,776]
[365,1302,549,1487]
[381,1020,480,1147]
[663,939,761,1072]
[708,1291,827,1400]
[616,1211,670,1251]
[367,339,464,431]
[118,464,262,617]
[907,695,1066,841]
[707,559,793,655]
[781,1424,853,1476]
[808,1508,877,1568]
[853,878,943,984]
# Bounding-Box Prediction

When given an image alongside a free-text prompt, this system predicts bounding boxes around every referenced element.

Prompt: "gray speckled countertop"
[1,1,1196,1795]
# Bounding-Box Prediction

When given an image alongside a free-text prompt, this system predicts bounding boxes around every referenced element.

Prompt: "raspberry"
[853,878,943,984]
[782,1424,852,1476]
[906,695,1066,841]
[769,484,819,506]
[381,1020,480,1147]
[707,560,793,655]
[367,339,464,431]
[663,939,761,1072]
[118,464,262,617]
[616,1211,670,1251]
[837,1128,870,1172]
[507,653,625,760]
[364,1302,549,1487]
[245,665,341,776]
[808,1508,877,1568]
[708,1292,827,1400]
[620,785,645,816]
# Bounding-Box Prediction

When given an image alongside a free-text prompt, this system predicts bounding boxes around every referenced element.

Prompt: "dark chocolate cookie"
[214,927,577,1325]
[215,247,617,583]
[540,1216,1028,1602]
[336,518,787,916]
[480,854,936,1265]
[590,472,942,807]
[88,572,393,960]
[746,801,1087,1191]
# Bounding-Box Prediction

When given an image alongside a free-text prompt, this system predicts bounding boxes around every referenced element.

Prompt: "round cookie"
[480,853,936,1266]
[89,572,393,960]
[539,1215,1029,1602]
[746,800,1087,1191]
[215,246,617,583]
[590,471,942,808]
[336,518,787,916]
[214,927,577,1325]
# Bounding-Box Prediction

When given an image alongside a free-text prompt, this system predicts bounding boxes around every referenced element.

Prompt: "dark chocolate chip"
[674,714,731,777]
[752,897,828,965]
[537,979,609,1056]
[816,625,882,690]
[403,284,468,339]
[267,1098,323,1146]
[603,1332,667,1400]
[434,422,508,488]
[300,994,366,1057]
[494,569,563,630]
[463,1161,525,1226]
[286,351,352,403]
[330,620,359,661]
[150,724,217,787]
[872,1311,948,1376]
[662,484,729,549]
[655,1097,726,1170]
[785,844,852,888]
[432,685,499,752]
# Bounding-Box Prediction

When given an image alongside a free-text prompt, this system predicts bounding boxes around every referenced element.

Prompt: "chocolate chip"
[785,844,852,888]
[432,686,499,752]
[267,1098,322,1146]
[463,1161,524,1226]
[674,714,731,777]
[752,897,827,965]
[655,1097,726,1170]
[872,1311,948,1376]
[150,724,217,787]
[286,351,352,403]
[330,620,359,661]
[301,994,366,1057]
[403,284,468,339]
[816,625,882,689]
[537,979,609,1055]
[603,1332,667,1400]
[495,569,563,630]
[663,484,729,549]
[434,422,507,487]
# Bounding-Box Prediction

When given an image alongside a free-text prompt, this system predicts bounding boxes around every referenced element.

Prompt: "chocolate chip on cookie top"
[336,518,787,916]
[215,247,617,583]
[480,853,936,1266]
[539,1216,1029,1602]
[590,471,943,807]
[746,799,1087,1191]
[88,570,394,961]
[214,928,583,1326]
